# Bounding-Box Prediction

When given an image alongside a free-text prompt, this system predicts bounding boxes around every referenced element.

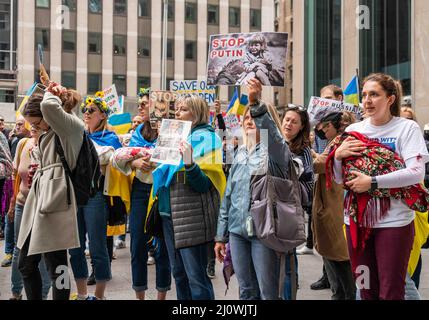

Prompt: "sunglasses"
[82,107,98,115]
[286,105,306,112]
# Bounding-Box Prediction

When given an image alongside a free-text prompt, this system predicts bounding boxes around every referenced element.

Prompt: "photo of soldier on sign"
[207,32,288,87]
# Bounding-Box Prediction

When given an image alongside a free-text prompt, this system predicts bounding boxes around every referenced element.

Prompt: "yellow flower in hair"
[102,101,107,109]
[86,97,94,105]
[96,91,105,98]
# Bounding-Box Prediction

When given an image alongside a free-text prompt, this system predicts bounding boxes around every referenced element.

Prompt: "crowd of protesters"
[0,71,428,301]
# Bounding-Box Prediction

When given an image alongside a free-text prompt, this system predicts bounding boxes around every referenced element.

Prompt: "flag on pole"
[226,87,249,116]
[344,75,360,106]
[17,83,38,130]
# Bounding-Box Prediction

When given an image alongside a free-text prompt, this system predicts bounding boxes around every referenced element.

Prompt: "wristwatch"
[370,176,378,192]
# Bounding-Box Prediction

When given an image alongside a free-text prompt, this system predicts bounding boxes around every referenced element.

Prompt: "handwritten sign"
[103,84,122,114]
[307,96,363,126]
[170,80,216,105]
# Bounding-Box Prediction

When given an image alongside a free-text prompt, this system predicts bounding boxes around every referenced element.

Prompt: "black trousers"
[323,257,356,300]
[18,235,70,300]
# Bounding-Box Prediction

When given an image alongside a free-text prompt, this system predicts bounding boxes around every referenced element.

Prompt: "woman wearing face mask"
[332,73,429,300]
[312,111,356,300]
[111,89,171,300]
[215,79,292,300]
[281,105,314,299]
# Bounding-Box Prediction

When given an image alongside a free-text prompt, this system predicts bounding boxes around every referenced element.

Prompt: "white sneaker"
[147,256,155,265]
[115,240,126,249]
[296,246,314,255]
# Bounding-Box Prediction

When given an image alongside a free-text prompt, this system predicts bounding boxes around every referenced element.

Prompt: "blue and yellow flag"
[227,88,249,116]
[344,76,360,106]
[108,113,132,135]
[17,83,38,130]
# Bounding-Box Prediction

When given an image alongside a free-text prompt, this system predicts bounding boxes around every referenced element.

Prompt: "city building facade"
[17,0,275,113]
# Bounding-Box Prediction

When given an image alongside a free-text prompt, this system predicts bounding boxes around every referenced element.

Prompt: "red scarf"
[326,131,429,252]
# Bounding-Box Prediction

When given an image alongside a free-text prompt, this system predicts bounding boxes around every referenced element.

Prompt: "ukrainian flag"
[17,83,38,130]
[344,76,360,106]
[108,113,132,135]
[227,87,249,116]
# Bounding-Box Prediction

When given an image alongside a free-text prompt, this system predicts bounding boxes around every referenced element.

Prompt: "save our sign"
[103,84,122,114]
[170,80,216,105]
[307,96,363,126]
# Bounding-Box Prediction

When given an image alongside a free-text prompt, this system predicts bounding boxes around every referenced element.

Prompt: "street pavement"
[0,235,428,300]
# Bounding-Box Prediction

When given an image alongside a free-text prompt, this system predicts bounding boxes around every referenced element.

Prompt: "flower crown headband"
[138,87,151,103]
[80,91,111,115]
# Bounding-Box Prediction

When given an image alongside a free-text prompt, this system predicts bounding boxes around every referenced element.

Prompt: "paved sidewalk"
[0,238,428,300]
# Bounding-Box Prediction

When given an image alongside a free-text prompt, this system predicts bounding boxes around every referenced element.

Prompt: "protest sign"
[207,32,288,87]
[170,80,216,105]
[224,113,242,137]
[151,119,192,166]
[307,96,363,126]
[103,84,122,114]
[149,91,177,129]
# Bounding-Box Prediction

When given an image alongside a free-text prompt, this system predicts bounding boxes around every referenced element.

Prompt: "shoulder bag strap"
[54,134,71,205]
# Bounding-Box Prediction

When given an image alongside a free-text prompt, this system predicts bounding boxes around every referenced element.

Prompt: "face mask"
[314,128,326,140]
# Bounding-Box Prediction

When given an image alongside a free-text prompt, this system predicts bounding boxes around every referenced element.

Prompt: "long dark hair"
[282,106,311,155]
[22,93,44,118]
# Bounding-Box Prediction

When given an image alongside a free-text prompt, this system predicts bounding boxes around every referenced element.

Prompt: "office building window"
[62,30,76,52]
[185,41,197,60]
[0,3,10,33]
[113,35,127,55]
[360,0,411,95]
[208,5,219,25]
[229,7,240,27]
[62,71,76,89]
[305,0,341,103]
[139,0,150,17]
[88,0,102,14]
[162,0,174,21]
[88,73,101,93]
[250,9,261,30]
[138,77,151,89]
[62,0,76,11]
[0,89,14,103]
[114,75,127,95]
[138,37,150,57]
[88,32,102,54]
[167,39,174,59]
[36,0,50,8]
[185,2,197,23]
[114,0,127,15]
[35,28,50,50]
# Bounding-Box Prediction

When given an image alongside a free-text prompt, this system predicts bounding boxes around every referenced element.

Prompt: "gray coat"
[216,102,291,242]
[17,92,84,255]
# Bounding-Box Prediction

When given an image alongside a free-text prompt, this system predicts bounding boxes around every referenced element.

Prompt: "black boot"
[310,266,330,290]
[87,269,96,286]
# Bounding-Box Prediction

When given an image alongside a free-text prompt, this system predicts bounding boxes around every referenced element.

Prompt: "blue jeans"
[284,250,298,300]
[129,180,171,292]
[229,233,280,300]
[69,192,111,282]
[11,204,51,298]
[4,211,14,254]
[162,215,214,300]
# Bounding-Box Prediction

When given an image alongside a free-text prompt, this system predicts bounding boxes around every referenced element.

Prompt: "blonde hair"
[175,95,209,127]
[401,107,416,121]
[241,103,285,149]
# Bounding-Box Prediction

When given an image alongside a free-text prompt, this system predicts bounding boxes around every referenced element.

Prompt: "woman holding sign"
[149,95,226,300]
[112,89,172,300]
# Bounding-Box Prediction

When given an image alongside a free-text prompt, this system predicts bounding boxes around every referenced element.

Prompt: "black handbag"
[145,197,164,239]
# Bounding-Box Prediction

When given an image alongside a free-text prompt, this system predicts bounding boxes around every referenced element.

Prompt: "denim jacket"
[215,102,291,242]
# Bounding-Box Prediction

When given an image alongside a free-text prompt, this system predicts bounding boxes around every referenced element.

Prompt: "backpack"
[54,133,102,207]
